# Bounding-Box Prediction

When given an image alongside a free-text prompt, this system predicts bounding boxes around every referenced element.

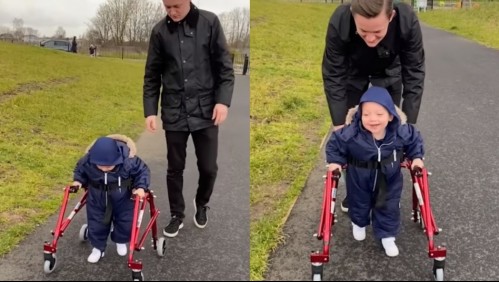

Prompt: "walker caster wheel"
[433,259,445,281]
[433,268,444,281]
[43,253,57,273]
[311,263,323,281]
[132,271,144,281]
[79,224,88,242]
[156,237,166,257]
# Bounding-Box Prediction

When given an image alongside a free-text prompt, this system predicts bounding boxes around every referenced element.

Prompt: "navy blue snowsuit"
[326,87,424,239]
[73,139,150,252]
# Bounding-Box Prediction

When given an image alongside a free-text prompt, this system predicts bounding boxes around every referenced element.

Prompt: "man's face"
[353,10,395,47]
[162,0,191,22]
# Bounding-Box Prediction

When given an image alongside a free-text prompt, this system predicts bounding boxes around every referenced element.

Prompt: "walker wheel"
[132,271,144,281]
[434,268,444,281]
[43,253,57,273]
[311,264,323,281]
[79,224,88,242]
[156,237,166,257]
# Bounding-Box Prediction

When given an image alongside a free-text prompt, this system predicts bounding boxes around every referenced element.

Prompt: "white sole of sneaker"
[193,199,207,229]
[340,205,348,213]
[163,223,184,238]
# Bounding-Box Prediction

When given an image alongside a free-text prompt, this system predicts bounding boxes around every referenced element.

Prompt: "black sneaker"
[163,216,184,238]
[340,197,348,213]
[193,199,209,229]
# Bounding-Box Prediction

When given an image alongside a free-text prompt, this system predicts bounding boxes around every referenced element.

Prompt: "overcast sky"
[0,0,249,37]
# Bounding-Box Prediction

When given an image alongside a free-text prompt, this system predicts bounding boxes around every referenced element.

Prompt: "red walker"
[310,160,447,281]
[43,186,165,281]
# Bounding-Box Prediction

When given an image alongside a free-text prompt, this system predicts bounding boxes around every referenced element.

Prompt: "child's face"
[361,102,393,137]
[96,165,116,172]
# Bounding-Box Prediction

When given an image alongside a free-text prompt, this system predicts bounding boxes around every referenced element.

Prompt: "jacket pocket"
[162,94,182,124]
[198,94,215,119]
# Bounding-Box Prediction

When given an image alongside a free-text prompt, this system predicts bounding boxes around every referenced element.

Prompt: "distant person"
[89,44,96,57]
[70,36,77,53]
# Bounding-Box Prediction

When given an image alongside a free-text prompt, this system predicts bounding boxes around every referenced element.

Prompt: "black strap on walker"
[88,179,132,225]
[348,150,403,209]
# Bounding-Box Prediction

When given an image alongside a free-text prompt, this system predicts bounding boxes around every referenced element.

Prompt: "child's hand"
[72,181,82,188]
[132,188,146,199]
[411,158,424,170]
[328,163,342,172]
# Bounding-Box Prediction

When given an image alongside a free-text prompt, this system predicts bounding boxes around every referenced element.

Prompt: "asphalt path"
[0,75,250,281]
[265,25,499,281]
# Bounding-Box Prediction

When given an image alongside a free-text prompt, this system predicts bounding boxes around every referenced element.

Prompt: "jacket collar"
[166,2,199,33]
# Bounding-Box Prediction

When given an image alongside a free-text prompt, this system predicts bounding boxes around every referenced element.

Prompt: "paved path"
[0,75,250,281]
[265,25,499,281]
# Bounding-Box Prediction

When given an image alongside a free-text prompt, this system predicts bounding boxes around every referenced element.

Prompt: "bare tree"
[87,3,114,44]
[87,0,164,45]
[218,7,250,50]
[105,0,136,44]
[12,18,24,40]
[0,26,11,34]
[54,26,66,39]
[126,0,164,43]
[25,27,39,37]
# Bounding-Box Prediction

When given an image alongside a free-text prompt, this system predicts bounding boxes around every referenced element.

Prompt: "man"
[143,0,234,237]
[322,0,425,212]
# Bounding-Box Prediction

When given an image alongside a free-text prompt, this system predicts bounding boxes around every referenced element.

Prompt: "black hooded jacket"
[322,2,425,126]
[143,3,234,131]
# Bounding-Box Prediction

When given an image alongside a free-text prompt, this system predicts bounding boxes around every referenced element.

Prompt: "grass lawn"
[250,0,334,279]
[0,41,145,256]
[418,2,499,49]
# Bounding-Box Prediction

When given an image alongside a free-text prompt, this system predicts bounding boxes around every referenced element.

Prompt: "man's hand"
[212,104,228,126]
[72,181,82,188]
[145,115,157,133]
[333,124,345,131]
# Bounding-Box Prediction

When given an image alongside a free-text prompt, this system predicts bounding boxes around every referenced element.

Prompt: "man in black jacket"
[322,0,425,212]
[143,0,234,237]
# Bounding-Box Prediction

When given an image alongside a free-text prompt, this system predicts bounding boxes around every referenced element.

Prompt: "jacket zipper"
[371,137,394,192]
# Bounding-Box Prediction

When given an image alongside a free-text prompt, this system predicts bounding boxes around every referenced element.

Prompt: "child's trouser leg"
[87,207,111,252]
[111,200,134,244]
[346,174,372,228]
[372,196,402,239]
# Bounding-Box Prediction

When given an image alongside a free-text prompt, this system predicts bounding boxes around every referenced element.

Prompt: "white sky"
[0,0,249,37]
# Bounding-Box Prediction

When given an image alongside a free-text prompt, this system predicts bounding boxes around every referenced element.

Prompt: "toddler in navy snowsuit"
[72,135,150,263]
[326,87,424,257]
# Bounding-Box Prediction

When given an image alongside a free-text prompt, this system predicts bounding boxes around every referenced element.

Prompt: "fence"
[88,44,249,75]
[232,53,250,75]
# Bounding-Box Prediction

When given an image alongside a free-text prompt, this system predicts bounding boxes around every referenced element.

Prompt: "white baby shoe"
[352,223,366,241]
[87,248,104,263]
[381,237,399,257]
[116,243,127,256]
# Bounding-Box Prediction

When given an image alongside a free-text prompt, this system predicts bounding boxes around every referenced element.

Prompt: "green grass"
[0,41,145,256]
[250,0,334,280]
[418,2,499,49]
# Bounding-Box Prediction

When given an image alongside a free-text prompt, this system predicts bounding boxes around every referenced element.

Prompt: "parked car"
[40,39,71,52]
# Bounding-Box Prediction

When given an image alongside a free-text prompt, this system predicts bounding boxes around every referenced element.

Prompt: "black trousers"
[165,126,218,219]
[346,78,402,110]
